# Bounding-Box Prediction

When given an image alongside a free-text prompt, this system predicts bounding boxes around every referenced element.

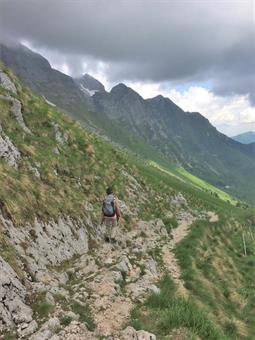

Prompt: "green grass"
[174,215,255,338]
[60,315,73,327]
[162,216,178,234]
[177,167,238,204]
[130,275,226,340]
[0,330,17,340]
[0,232,26,280]
[31,293,54,319]
[149,161,237,205]
[71,301,95,331]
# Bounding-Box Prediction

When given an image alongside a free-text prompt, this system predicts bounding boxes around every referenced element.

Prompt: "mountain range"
[232,131,255,144]
[0,42,254,204]
[1,45,255,339]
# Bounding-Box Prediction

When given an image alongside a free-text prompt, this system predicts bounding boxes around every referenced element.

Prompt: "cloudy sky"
[1,0,254,136]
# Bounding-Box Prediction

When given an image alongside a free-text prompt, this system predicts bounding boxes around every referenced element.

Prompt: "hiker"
[101,186,121,242]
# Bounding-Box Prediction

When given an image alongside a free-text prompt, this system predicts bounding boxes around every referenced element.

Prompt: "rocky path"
[47,212,194,340]
[69,219,168,339]
[21,208,220,340]
[0,209,202,340]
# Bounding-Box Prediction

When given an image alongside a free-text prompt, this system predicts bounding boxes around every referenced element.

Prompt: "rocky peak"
[75,73,105,95]
[146,94,182,112]
[110,83,143,101]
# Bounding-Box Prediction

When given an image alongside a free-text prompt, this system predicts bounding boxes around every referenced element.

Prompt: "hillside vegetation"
[0,65,255,339]
[1,43,255,205]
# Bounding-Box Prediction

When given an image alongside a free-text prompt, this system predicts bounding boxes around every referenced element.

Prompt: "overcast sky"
[0,0,254,136]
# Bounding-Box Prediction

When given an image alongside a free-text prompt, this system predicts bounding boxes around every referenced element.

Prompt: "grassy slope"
[149,161,238,205]
[130,198,255,339]
[0,65,233,225]
[0,67,255,339]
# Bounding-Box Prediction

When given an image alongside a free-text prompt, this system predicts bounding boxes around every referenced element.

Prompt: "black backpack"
[102,194,116,217]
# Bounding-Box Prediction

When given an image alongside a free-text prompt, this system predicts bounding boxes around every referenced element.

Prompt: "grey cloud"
[0,0,254,103]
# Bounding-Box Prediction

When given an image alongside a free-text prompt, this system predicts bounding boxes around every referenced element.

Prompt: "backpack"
[102,194,116,217]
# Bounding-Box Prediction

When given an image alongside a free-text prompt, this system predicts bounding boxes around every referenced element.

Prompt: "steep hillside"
[93,84,255,203]
[0,65,255,340]
[232,131,255,144]
[1,43,255,204]
[0,43,92,117]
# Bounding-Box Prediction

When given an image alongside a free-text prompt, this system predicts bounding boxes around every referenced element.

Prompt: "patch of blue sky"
[160,80,214,93]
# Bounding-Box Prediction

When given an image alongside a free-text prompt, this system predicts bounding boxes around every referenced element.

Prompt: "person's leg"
[104,219,117,243]
[110,219,118,242]
[103,219,110,242]
[109,219,118,243]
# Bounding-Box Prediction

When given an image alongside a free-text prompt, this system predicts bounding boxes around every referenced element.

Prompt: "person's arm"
[115,197,121,221]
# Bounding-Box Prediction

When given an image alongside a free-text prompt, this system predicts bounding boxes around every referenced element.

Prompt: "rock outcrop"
[53,123,68,145]
[0,94,31,134]
[0,256,37,335]
[0,68,31,134]
[121,326,156,340]
[0,124,21,167]
[0,70,17,93]
[0,215,90,278]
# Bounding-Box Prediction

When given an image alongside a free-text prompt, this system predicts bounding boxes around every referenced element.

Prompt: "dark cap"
[106,186,113,195]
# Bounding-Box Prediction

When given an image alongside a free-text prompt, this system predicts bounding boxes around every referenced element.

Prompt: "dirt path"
[162,213,193,292]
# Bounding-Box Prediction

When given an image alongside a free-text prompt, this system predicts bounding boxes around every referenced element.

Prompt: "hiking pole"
[242,232,247,257]
[248,226,254,241]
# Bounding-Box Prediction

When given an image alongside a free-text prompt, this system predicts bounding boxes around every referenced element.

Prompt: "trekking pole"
[242,232,247,257]
[248,226,254,241]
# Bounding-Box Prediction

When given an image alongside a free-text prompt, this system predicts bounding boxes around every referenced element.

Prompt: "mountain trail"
[67,212,194,338]
[162,213,193,294]
[0,205,219,339]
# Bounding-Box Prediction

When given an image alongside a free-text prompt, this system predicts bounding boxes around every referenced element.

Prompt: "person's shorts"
[104,218,117,228]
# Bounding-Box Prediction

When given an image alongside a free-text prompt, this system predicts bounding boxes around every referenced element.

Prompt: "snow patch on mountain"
[80,84,98,97]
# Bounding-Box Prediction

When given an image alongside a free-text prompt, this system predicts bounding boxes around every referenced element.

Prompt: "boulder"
[18,320,38,338]
[121,326,156,340]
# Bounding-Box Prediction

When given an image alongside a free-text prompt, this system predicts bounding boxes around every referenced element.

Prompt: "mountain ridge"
[232,131,255,144]
[1,42,255,203]
[0,64,255,339]
[93,85,255,202]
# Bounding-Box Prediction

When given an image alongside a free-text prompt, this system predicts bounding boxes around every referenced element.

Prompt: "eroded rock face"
[0,70,17,93]
[0,93,31,134]
[53,123,68,145]
[0,69,31,134]
[0,213,92,336]
[0,215,90,278]
[11,97,31,134]
[0,125,21,167]
[0,256,36,333]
